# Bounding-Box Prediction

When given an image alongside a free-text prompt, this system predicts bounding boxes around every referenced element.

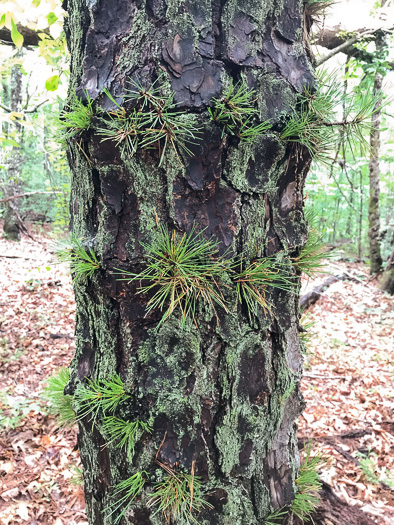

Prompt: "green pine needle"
[209,79,271,141]
[74,374,129,426]
[147,466,213,524]
[292,232,326,277]
[54,90,94,143]
[292,209,329,277]
[43,367,76,428]
[116,224,232,327]
[264,507,289,525]
[291,444,327,521]
[98,79,200,166]
[69,464,84,486]
[235,257,295,318]
[102,416,152,461]
[54,233,100,283]
[299,313,316,350]
[281,69,382,164]
[97,103,145,158]
[104,471,147,524]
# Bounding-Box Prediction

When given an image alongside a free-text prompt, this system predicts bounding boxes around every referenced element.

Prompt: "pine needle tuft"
[116,224,232,327]
[43,367,76,428]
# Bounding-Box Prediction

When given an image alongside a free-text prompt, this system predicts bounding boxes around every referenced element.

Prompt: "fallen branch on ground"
[300,275,344,309]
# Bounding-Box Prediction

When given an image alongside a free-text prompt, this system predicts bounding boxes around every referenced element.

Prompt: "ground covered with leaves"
[0,231,84,525]
[299,261,394,524]
[0,232,393,524]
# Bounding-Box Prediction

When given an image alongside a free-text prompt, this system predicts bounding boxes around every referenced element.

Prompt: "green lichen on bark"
[64,0,314,522]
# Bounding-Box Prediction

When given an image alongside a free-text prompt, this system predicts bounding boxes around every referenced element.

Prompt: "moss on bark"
[64,0,313,523]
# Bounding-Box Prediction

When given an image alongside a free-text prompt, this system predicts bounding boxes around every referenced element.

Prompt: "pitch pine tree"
[63,0,316,523]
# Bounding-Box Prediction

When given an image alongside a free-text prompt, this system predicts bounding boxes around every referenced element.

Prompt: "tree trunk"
[64,1,315,523]
[367,31,386,275]
[2,51,23,241]
[379,248,394,294]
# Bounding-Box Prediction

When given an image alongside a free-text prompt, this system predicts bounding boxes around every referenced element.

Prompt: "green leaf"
[0,138,20,147]
[0,14,6,27]
[45,75,59,91]
[32,0,41,6]
[47,12,58,25]
[10,19,23,49]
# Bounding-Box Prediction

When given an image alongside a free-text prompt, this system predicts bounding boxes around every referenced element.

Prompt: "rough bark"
[379,248,394,294]
[367,32,386,275]
[64,1,315,523]
[2,53,23,241]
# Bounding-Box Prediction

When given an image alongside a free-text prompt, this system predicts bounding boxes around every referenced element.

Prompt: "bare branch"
[0,24,51,47]
[0,102,11,113]
[25,99,50,113]
[314,24,394,67]
[0,191,62,204]
[0,99,49,115]
[315,29,376,66]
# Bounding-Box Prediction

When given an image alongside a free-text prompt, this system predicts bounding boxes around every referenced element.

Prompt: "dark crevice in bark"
[65,0,313,522]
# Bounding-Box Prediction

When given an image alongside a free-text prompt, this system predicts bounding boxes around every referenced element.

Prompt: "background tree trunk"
[64,0,314,523]
[2,51,23,241]
[367,30,386,274]
[379,247,394,294]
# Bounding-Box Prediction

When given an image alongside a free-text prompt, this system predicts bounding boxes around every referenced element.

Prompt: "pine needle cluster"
[264,507,289,525]
[281,69,382,163]
[208,79,271,141]
[98,76,199,166]
[104,471,147,524]
[116,224,232,327]
[54,90,94,143]
[69,464,84,486]
[299,313,316,351]
[291,445,326,520]
[102,416,152,461]
[74,374,129,426]
[148,463,213,524]
[116,220,302,325]
[292,211,328,277]
[235,257,295,318]
[304,0,334,21]
[54,234,100,283]
[43,367,76,428]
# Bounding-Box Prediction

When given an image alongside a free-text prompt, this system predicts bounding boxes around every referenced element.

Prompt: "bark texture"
[379,248,394,294]
[64,0,314,523]
[367,32,386,275]
[3,54,23,241]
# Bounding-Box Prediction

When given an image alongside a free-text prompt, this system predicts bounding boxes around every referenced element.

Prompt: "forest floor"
[0,229,393,525]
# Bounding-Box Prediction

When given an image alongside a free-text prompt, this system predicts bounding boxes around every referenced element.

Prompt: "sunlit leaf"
[45,74,59,91]
[0,138,20,147]
[11,18,23,49]
[47,12,58,25]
